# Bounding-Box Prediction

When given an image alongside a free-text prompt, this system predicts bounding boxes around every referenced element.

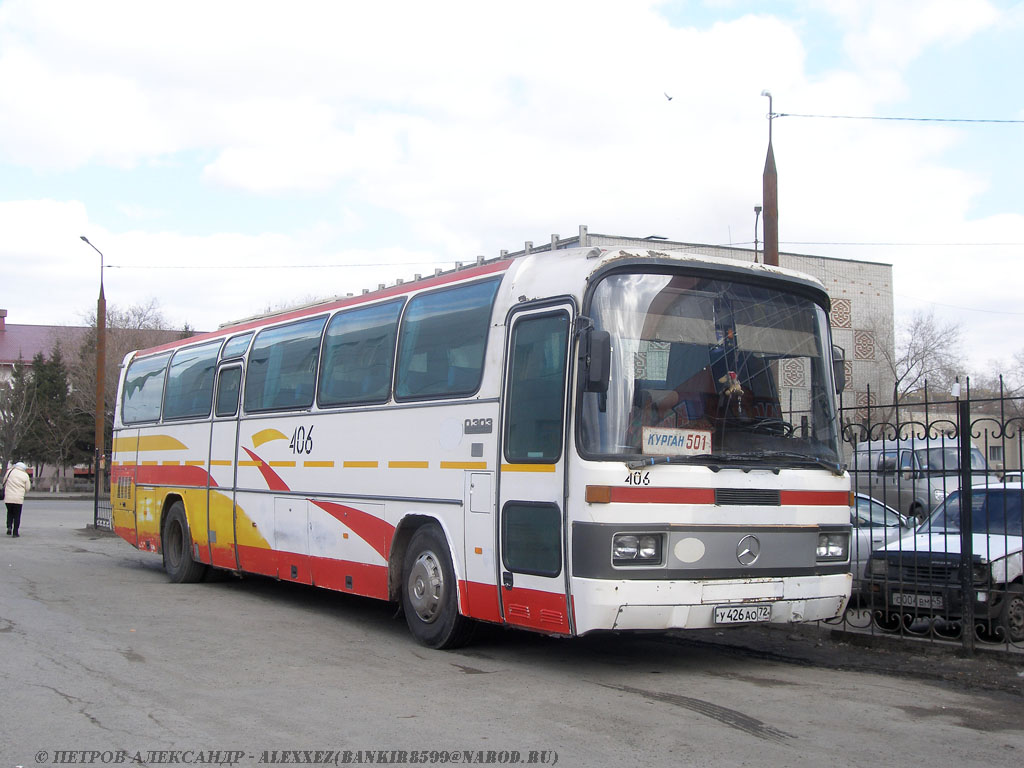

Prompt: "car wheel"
[998,584,1024,643]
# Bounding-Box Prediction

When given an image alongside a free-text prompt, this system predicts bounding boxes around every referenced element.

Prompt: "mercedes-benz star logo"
[736,535,761,566]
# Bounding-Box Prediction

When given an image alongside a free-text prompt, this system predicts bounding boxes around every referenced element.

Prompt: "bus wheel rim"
[408,551,444,624]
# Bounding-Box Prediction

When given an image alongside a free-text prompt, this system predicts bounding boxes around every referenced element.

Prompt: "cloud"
[0,0,1019,370]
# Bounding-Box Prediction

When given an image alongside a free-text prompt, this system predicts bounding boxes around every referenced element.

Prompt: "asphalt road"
[2,499,1022,768]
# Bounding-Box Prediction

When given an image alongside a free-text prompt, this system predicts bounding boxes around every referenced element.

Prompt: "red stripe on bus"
[241,447,289,492]
[134,463,218,488]
[236,544,389,600]
[605,487,848,506]
[501,586,571,634]
[779,490,850,506]
[608,487,716,504]
[311,499,395,561]
[459,580,502,624]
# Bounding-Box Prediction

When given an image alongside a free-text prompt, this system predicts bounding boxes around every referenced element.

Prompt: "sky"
[0,0,1021,374]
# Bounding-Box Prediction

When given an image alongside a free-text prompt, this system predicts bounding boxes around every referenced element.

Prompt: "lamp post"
[80,236,106,478]
[753,205,762,263]
[760,90,779,267]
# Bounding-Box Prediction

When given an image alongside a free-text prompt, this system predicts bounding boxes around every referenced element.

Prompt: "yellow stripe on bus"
[304,461,335,468]
[343,461,379,468]
[388,461,429,469]
[210,460,232,466]
[252,428,288,447]
[269,461,296,468]
[440,462,489,470]
[501,463,557,473]
[185,460,206,466]
[112,435,189,453]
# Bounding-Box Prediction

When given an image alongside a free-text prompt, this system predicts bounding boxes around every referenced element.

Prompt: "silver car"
[851,493,911,591]
[852,437,997,519]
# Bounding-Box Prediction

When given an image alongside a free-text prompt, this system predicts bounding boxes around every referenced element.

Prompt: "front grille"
[886,553,964,584]
[715,488,781,506]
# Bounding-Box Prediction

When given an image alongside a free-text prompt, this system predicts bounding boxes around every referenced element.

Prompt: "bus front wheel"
[162,501,208,584]
[401,524,473,649]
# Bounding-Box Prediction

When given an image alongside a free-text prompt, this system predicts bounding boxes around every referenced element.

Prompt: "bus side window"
[244,315,327,412]
[122,352,171,424]
[395,279,499,400]
[215,366,242,418]
[319,300,403,407]
[164,340,221,421]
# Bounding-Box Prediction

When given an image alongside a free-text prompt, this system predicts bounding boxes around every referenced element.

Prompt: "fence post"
[957,397,975,654]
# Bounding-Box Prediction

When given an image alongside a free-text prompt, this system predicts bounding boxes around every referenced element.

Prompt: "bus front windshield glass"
[579,271,840,467]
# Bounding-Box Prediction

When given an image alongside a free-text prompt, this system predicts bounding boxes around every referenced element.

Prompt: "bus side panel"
[111,430,139,547]
[132,425,215,556]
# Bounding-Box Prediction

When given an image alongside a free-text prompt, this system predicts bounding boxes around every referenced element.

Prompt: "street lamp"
[80,236,106,478]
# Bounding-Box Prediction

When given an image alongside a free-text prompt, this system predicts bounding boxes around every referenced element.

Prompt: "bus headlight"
[613,533,663,565]
[816,532,849,562]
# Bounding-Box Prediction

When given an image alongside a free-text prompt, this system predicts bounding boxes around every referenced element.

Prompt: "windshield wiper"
[737,450,846,475]
[627,450,845,476]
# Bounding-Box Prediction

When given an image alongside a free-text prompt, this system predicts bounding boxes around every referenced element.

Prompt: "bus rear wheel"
[401,524,473,649]
[162,501,208,584]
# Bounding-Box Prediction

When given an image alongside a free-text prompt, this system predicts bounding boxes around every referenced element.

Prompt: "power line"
[781,241,1024,247]
[776,112,1024,124]
[896,293,1024,316]
[106,260,459,270]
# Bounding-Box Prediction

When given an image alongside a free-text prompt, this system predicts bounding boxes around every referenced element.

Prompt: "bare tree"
[877,309,964,404]
[66,299,196,451]
[0,359,36,476]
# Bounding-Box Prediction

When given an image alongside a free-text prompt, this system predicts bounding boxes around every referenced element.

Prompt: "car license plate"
[891,592,944,610]
[714,604,772,624]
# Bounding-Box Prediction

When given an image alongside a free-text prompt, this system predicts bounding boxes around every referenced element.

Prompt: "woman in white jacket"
[4,461,31,537]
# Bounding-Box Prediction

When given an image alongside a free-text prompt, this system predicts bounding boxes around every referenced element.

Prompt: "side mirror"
[582,330,611,393]
[832,344,846,394]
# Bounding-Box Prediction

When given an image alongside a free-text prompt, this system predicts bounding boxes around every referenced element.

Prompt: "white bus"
[110,246,852,648]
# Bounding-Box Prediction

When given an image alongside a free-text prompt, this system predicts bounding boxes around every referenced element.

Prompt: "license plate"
[891,592,944,610]
[714,604,772,625]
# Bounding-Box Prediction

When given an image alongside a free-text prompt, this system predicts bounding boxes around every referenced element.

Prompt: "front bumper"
[571,573,851,635]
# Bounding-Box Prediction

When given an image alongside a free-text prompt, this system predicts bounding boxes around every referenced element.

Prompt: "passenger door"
[207,363,242,569]
[497,305,573,634]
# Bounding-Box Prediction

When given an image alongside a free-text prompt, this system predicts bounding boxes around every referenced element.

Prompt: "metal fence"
[93,450,113,532]
[834,380,1024,653]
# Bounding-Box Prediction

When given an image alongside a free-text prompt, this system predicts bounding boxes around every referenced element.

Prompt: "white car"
[864,484,1024,642]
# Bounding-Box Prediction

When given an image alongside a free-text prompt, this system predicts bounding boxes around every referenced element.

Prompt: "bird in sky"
[664,92,673,101]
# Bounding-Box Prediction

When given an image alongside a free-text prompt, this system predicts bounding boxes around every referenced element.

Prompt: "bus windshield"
[579,271,840,466]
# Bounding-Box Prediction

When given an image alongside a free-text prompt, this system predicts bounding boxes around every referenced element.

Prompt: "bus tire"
[401,523,473,649]
[162,501,208,584]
